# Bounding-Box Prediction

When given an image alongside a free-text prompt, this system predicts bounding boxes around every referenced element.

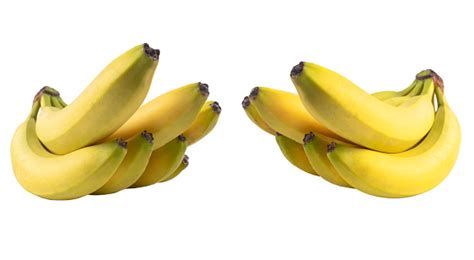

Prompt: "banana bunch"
[243,62,461,198]
[11,43,221,200]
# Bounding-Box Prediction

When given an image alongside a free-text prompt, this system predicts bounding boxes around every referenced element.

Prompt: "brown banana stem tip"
[116,138,128,149]
[416,69,444,92]
[199,82,210,97]
[275,132,282,136]
[143,43,160,61]
[33,86,59,104]
[290,62,304,77]
[183,155,189,166]
[178,134,186,142]
[303,132,315,145]
[242,96,250,109]
[249,87,259,100]
[327,142,336,153]
[211,101,222,114]
[141,131,154,144]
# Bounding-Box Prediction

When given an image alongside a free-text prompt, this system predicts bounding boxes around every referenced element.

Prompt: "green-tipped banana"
[92,131,154,195]
[11,90,128,200]
[36,43,159,154]
[303,132,351,188]
[130,135,187,188]
[182,101,221,146]
[276,134,318,176]
[291,62,435,153]
[384,80,424,106]
[242,96,276,135]
[159,155,189,183]
[105,82,209,150]
[327,83,461,198]
[371,80,417,100]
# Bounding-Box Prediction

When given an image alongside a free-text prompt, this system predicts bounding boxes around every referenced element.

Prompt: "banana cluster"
[243,62,461,198]
[11,43,221,200]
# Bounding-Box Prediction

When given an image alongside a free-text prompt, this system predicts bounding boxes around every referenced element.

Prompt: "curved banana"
[371,80,417,100]
[11,91,127,200]
[303,132,351,187]
[36,43,159,154]
[275,134,318,176]
[327,84,461,198]
[182,101,221,146]
[242,96,276,135]
[249,87,348,144]
[243,97,319,175]
[92,131,154,195]
[105,82,209,150]
[159,155,189,183]
[384,80,424,106]
[130,135,187,188]
[291,62,436,153]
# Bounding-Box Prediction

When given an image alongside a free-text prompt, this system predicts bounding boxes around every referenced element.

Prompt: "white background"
[1,0,473,259]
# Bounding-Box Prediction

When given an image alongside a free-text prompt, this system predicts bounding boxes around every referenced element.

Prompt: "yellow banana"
[249,87,348,144]
[242,96,276,135]
[182,101,221,146]
[159,155,189,183]
[301,80,430,188]
[275,134,318,176]
[303,132,351,187]
[384,80,424,106]
[105,82,209,150]
[92,131,154,195]
[130,135,187,188]
[243,97,317,176]
[36,43,159,154]
[11,91,127,200]
[291,62,435,153]
[327,84,461,198]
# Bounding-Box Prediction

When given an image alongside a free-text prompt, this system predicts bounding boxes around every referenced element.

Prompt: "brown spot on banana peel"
[290,62,304,77]
[143,43,160,61]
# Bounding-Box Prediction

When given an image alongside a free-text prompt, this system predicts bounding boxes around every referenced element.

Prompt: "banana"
[327,82,461,198]
[249,87,348,144]
[371,80,417,100]
[243,97,318,175]
[303,132,351,187]
[243,79,422,137]
[242,96,276,135]
[11,90,128,200]
[92,131,154,195]
[159,155,189,183]
[384,80,424,106]
[291,62,436,153]
[36,43,159,154]
[105,82,209,150]
[275,134,318,176]
[244,80,430,187]
[182,101,221,146]
[129,135,187,188]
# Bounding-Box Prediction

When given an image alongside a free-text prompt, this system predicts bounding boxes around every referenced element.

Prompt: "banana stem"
[434,85,445,107]
[29,99,41,119]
